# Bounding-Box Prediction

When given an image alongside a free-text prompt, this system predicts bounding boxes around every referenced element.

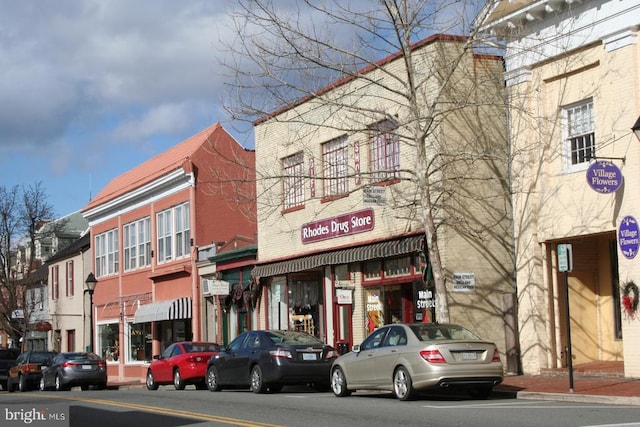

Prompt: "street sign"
[558,244,573,272]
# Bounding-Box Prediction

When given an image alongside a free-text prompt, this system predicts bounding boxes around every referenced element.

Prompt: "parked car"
[205,330,337,393]
[7,351,57,392]
[40,352,107,391]
[0,347,20,391]
[146,342,221,390]
[330,323,503,401]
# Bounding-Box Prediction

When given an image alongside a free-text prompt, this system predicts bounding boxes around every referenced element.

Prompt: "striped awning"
[133,297,192,324]
[252,234,425,278]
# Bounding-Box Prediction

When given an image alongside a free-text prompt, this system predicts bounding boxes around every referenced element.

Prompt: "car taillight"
[324,349,337,360]
[187,356,206,363]
[420,349,447,364]
[23,365,32,373]
[97,361,106,368]
[492,348,501,363]
[62,362,78,368]
[269,348,293,359]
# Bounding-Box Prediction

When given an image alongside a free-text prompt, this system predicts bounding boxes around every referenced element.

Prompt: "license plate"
[302,353,317,361]
[82,365,93,370]
[462,352,477,360]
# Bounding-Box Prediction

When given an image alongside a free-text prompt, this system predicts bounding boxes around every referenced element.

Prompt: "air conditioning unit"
[202,279,214,297]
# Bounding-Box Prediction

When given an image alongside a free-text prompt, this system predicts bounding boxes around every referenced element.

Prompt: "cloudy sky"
[0,0,253,217]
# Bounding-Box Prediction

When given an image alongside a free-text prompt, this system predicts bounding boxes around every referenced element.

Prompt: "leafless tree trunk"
[0,181,55,348]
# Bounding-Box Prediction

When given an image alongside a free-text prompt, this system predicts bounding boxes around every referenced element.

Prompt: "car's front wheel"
[55,374,68,392]
[331,367,351,397]
[393,366,415,401]
[206,366,222,391]
[250,365,267,394]
[146,370,159,390]
[173,368,185,390]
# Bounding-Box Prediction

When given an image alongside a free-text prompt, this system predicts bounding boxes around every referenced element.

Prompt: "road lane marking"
[38,394,284,427]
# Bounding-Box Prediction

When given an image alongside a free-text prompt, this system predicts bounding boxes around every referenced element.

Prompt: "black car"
[40,352,107,391]
[206,330,336,393]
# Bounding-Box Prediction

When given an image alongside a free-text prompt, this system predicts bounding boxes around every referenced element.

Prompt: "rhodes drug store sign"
[301,209,375,244]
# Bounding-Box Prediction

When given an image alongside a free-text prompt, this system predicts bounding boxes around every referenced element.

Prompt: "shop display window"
[98,323,119,362]
[128,322,151,362]
[384,256,411,277]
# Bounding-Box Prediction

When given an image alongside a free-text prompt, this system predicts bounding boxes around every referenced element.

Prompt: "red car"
[146,342,221,390]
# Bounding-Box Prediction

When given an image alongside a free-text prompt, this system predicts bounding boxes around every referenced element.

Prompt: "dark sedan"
[40,352,107,391]
[206,330,337,393]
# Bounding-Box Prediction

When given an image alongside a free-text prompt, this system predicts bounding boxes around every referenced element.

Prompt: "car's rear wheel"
[146,370,159,390]
[468,386,492,399]
[18,374,28,392]
[393,366,416,401]
[331,367,351,397]
[206,366,223,391]
[173,368,185,390]
[250,365,267,394]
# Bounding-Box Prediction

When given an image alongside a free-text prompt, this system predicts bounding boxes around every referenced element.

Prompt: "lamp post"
[85,273,98,353]
[632,116,640,142]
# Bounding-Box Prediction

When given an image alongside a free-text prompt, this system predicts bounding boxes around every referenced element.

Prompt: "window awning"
[252,234,425,278]
[133,297,192,324]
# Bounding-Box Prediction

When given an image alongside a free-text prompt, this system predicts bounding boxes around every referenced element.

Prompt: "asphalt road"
[1,385,639,427]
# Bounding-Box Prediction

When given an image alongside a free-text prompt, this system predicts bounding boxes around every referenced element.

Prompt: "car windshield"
[183,343,220,353]
[30,352,55,364]
[410,324,481,341]
[266,331,322,345]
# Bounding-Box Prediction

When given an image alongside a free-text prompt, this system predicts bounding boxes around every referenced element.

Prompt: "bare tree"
[0,181,56,347]
[220,0,512,324]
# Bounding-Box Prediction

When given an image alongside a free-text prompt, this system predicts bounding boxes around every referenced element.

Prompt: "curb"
[514,391,640,407]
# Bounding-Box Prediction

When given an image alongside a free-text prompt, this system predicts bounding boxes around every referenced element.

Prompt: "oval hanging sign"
[586,160,623,194]
[619,215,640,259]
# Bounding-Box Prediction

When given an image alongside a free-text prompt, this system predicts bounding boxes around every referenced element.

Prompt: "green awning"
[252,234,424,278]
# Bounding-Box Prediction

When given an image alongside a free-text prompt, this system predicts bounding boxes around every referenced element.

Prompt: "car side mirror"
[352,345,361,353]
[153,355,161,360]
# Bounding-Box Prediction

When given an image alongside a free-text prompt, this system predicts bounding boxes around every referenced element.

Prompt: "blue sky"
[0,0,255,217]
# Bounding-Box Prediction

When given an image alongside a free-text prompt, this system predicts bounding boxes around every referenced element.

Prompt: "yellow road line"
[40,394,285,427]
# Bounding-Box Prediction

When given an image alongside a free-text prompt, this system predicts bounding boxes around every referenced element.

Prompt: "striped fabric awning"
[252,234,425,278]
[133,297,192,324]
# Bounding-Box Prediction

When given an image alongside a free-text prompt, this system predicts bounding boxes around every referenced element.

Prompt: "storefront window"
[98,323,119,362]
[268,276,288,330]
[364,260,382,280]
[289,275,322,338]
[384,256,411,277]
[127,322,151,363]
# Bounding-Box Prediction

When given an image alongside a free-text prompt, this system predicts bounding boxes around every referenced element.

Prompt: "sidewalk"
[494,361,640,406]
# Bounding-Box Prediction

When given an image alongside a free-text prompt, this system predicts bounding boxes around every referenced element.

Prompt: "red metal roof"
[82,123,227,212]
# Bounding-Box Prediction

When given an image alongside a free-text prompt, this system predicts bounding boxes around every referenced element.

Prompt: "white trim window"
[564,100,595,171]
[370,120,400,182]
[322,136,349,197]
[123,217,151,271]
[66,260,74,297]
[283,152,304,209]
[157,202,190,264]
[95,229,119,278]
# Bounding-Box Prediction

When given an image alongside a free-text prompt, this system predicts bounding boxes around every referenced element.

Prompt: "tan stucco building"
[252,34,516,369]
[479,0,640,376]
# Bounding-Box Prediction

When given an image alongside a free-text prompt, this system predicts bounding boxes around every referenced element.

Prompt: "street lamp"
[632,116,640,142]
[85,273,98,353]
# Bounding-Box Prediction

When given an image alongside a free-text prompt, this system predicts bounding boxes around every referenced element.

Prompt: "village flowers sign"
[586,160,623,194]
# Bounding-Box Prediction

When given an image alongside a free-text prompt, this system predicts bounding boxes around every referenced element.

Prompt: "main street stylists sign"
[586,160,623,194]
[301,208,375,244]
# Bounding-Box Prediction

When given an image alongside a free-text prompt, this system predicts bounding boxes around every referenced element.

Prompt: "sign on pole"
[557,244,573,272]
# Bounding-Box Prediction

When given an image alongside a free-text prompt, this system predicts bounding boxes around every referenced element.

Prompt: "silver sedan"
[330,323,503,400]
